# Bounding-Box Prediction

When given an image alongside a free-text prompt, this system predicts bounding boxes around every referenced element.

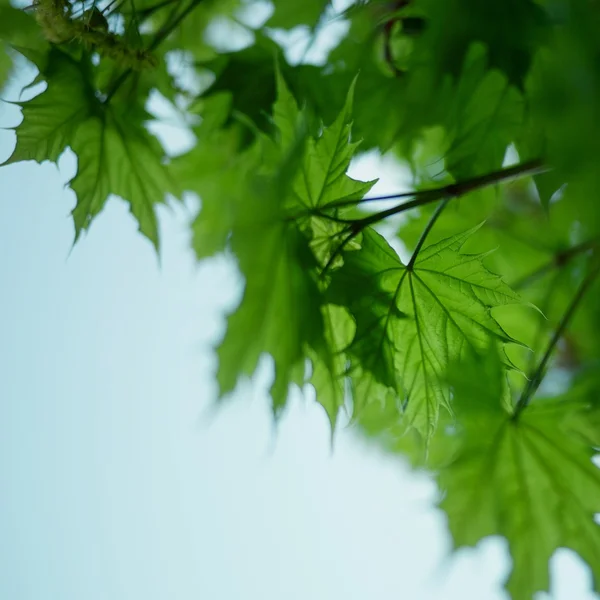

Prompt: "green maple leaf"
[212,135,328,416]
[183,70,375,425]
[0,0,48,83]
[68,108,174,248]
[415,0,547,89]
[5,50,175,249]
[289,77,375,211]
[444,45,524,179]
[5,50,95,164]
[308,303,356,430]
[288,76,376,266]
[327,227,406,416]
[200,35,295,134]
[216,180,326,415]
[329,225,523,435]
[437,349,600,600]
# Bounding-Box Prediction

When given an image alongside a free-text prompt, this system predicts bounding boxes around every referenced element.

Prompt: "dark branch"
[322,158,547,212]
[319,159,548,275]
[105,0,205,103]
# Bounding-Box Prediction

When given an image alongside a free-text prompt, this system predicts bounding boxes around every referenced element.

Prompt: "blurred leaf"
[0,0,49,72]
[413,0,548,89]
[436,348,600,600]
[267,0,328,29]
[183,70,374,422]
[444,45,524,178]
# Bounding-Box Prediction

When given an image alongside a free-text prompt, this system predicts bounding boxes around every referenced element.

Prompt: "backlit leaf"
[6,50,175,249]
[437,350,600,600]
[330,225,523,435]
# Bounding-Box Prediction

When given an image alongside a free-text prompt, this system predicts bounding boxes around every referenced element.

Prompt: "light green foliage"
[0,0,47,84]
[68,107,175,248]
[330,226,522,435]
[436,349,600,600]
[444,45,524,178]
[290,78,375,210]
[216,187,326,414]
[2,0,600,598]
[177,73,372,423]
[6,50,94,164]
[6,50,175,249]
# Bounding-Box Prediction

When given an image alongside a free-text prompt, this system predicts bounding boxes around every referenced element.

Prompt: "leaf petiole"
[406,197,450,269]
[513,258,600,418]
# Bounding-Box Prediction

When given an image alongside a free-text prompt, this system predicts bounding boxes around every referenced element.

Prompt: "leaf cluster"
[2,1,600,598]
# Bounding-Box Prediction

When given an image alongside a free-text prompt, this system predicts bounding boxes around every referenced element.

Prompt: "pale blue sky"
[0,51,596,600]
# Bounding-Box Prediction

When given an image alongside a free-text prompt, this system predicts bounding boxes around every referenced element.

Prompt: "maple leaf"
[414,0,548,90]
[5,50,175,249]
[287,76,376,266]
[307,303,356,430]
[5,50,94,164]
[289,77,375,211]
[178,71,375,425]
[437,349,600,600]
[68,108,174,249]
[216,181,326,415]
[443,45,524,179]
[327,227,407,416]
[329,225,523,435]
[0,0,48,83]
[173,77,328,416]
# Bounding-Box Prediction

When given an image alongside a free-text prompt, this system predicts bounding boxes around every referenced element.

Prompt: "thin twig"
[406,198,449,269]
[323,189,418,210]
[148,0,202,50]
[320,227,361,276]
[104,0,205,103]
[320,159,547,275]
[102,0,122,16]
[513,260,600,418]
[512,238,599,290]
[323,158,548,212]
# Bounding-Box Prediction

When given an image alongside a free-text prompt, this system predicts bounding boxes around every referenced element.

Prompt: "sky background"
[0,23,598,600]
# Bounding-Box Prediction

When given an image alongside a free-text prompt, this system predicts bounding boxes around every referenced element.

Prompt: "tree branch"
[105,0,205,104]
[319,159,547,275]
[512,238,599,290]
[322,158,547,212]
[513,258,600,418]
